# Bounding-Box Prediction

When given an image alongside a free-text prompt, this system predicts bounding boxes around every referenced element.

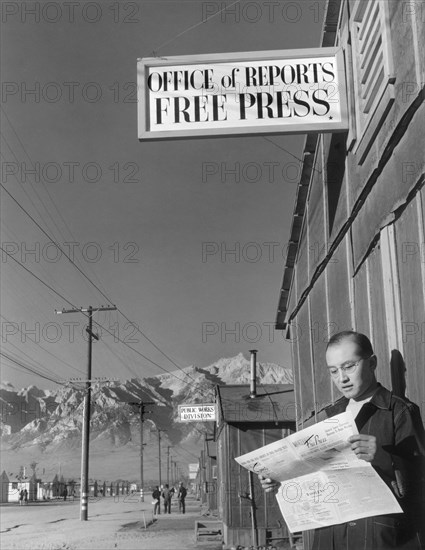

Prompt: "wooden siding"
[351,100,425,269]
[290,321,303,430]
[296,221,309,299]
[309,272,333,412]
[219,424,292,546]
[297,302,315,421]
[353,256,371,335]
[325,133,349,241]
[277,2,424,547]
[307,146,326,276]
[368,244,391,389]
[286,274,297,324]
[394,189,425,405]
[348,1,422,208]
[326,239,352,333]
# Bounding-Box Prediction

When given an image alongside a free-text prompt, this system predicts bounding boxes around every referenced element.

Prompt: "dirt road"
[0,495,222,550]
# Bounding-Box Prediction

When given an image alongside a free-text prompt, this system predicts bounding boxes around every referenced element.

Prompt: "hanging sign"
[189,463,199,479]
[178,404,216,422]
[138,47,348,140]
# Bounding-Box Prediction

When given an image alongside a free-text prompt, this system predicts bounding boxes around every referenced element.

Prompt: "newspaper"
[234,411,402,532]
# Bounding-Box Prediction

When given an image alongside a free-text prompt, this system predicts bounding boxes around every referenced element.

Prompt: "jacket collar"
[369,383,392,410]
[325,383,391,417]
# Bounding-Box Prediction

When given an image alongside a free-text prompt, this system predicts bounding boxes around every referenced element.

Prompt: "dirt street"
[0,495,223,550]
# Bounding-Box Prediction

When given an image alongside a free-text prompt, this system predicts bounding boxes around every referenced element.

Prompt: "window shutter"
[350,0,395,163]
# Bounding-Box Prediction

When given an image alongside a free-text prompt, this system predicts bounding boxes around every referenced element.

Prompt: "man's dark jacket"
[312,384,425,550]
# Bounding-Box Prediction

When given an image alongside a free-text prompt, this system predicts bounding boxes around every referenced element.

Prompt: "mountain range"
[0,353,293,483]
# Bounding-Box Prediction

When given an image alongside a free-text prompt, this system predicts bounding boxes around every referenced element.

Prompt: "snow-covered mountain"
[0,354,292,482]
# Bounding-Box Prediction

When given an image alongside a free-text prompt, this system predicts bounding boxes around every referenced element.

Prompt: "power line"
[1,107,77,245]
[0,146,70,252]
[1,181,197,384]
[0,244,79,309]
[263,136,322,175]
[91,318,197,385]
[117,309,196,381]
[1,347,61,382]
[2,335,84,384]
[0,351,64,386]
[172,444,199,461]
[0,221,82,309]
[0,245,201,388]
[1,113,113,300]
[151,0,241,55]
[0,182,111,302]
[0,313,85,376]
[98,337,140,379]
[62,310,195,384]
[1,125,198,385]
[2,255,140,381]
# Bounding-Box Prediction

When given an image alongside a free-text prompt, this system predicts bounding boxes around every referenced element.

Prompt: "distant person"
[63,487,68,501]
[19,489,24,506]
[152,486,161,515]
[23,488,28,505]
[162,484,172,514]
[177,482,187,514]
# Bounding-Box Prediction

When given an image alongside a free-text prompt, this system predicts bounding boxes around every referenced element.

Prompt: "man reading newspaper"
[259,331,425,550]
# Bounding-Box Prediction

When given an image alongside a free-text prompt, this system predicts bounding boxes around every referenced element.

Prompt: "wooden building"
[198,449,207,506]
[0,471,9,503]
[198,431,218,514]
[204,436,218,513]
[7,475,38,502]
[215,384,295,548]
[275,0,424,547]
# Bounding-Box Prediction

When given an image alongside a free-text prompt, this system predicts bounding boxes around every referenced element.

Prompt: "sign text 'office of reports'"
[138,48,348,140]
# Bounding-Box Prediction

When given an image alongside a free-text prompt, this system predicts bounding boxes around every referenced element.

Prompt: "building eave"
[275,0,342,330]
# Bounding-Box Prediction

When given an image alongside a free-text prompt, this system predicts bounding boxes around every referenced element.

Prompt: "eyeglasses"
[327,355,374,378]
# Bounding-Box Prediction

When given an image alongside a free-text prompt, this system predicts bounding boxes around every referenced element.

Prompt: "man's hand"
[258,474,281,494]
[348,434,377,462]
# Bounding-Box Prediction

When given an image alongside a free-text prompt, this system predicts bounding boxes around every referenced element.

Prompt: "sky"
[1,0,327,390]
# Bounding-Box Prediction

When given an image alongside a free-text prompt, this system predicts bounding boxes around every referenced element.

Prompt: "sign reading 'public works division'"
[137,48,348,140]
[178,404,216,422]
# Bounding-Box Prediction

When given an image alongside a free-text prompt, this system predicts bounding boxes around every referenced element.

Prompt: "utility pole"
[128,401,154,502]
[157,429,166,487]
[166,446,173,486]
[170,459,174,485]
[56,305,116,521]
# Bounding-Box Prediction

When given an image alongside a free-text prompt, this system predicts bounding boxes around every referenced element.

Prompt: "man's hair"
[327,331,374,357]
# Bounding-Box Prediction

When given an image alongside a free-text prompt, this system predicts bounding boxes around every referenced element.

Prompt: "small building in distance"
[7,474,38,503]
[0,471,9,503]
